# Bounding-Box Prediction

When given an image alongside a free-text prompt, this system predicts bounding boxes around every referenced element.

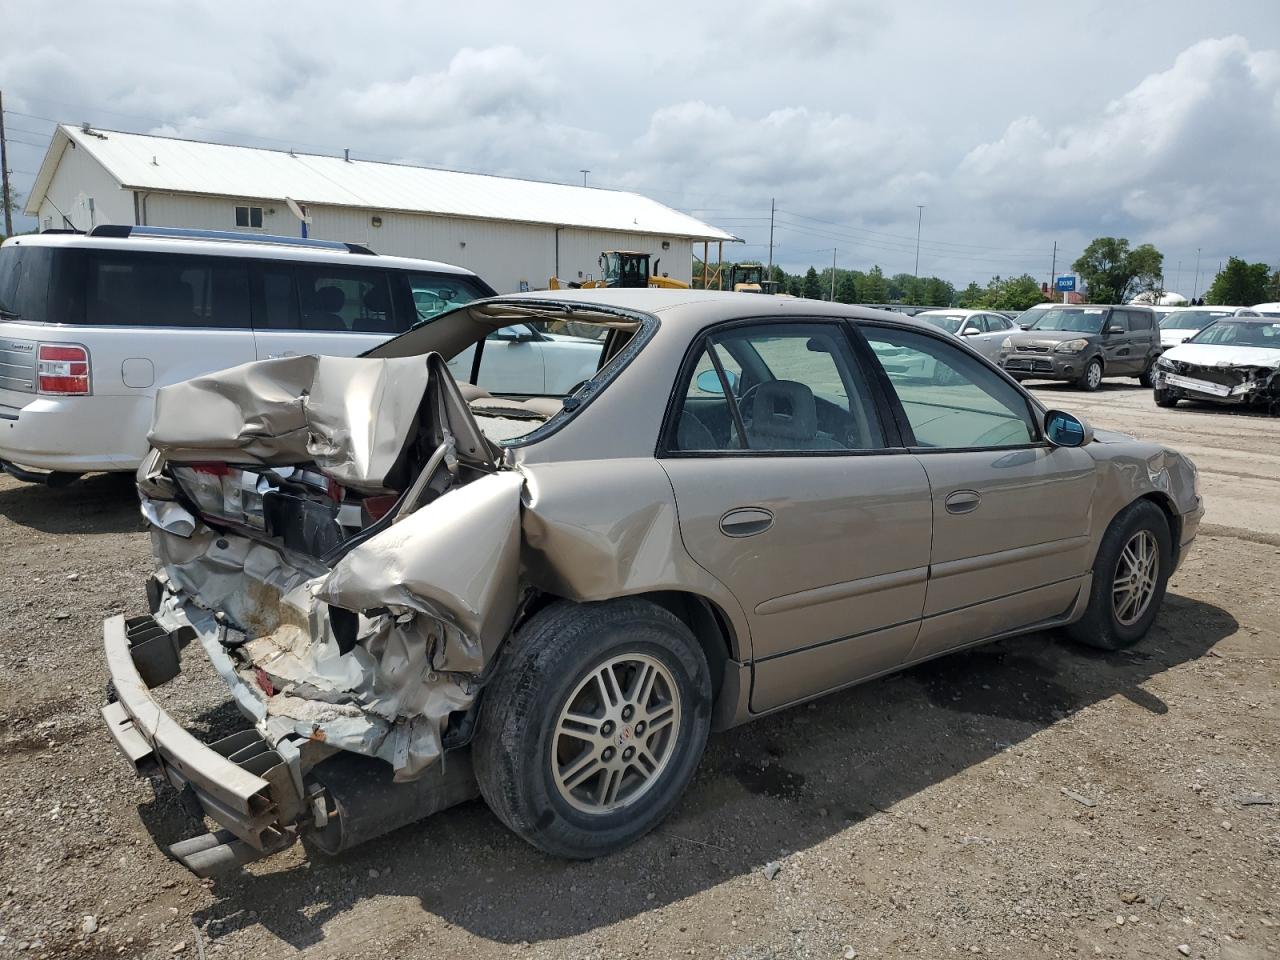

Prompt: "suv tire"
[1065,499,1172,651]
[473,598,712,859]
[1077,357,1103,392]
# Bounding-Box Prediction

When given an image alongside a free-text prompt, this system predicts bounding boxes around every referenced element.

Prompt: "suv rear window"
[0,245,53,322]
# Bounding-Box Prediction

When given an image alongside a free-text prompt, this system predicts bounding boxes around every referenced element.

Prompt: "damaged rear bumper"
[101,610,481,875]
[101,613,303,868]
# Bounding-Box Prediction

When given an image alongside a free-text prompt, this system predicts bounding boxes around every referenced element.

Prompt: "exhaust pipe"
[307,749,479,855]
[169,830,287,878]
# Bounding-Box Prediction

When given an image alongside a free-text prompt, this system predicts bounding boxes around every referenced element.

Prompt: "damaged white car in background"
[1153,317,1280,414]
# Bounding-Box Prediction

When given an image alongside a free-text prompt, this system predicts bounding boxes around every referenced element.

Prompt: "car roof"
[3,230,478,276]
[494,287,942,331]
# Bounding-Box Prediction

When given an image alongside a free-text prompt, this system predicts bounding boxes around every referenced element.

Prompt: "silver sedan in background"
[915,308,1018,360]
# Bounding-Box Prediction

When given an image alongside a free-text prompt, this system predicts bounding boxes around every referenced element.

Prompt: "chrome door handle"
[944,490,981,515]
[719,507,774,538]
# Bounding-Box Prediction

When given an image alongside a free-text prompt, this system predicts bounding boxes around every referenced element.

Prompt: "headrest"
[750,380,817,441]
[316,285,345,313]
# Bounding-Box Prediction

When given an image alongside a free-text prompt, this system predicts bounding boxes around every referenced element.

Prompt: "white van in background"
[0,227,497,483]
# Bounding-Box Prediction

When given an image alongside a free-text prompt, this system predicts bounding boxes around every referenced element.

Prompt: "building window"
[234,205,264,229]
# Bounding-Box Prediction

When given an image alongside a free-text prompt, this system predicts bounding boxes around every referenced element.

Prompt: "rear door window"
[294,265,401,334]
[84,251,250,328]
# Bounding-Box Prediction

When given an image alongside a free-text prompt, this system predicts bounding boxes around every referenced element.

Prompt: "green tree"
[785,273,803,297]
[1,171,21,241]
[1072,237,1164,303]
[982,274,1048,311]
[859,265,888,303]
[955,281,984,308]
[1204,257,1270,305]
[835,271,858,304]
[920,277,955,307]
[801,266,823,300]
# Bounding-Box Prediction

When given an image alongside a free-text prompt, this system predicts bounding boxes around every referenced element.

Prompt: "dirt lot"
[0,381,1276,960]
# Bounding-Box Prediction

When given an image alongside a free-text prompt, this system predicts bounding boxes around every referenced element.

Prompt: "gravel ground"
[0,381,1276,960]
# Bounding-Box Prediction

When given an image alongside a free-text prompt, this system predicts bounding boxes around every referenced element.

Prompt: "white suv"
[0,228,595,483]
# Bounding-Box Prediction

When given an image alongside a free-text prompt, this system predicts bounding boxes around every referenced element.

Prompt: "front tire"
[1154,388,1179,408]
[473,598,711,859]
[1138,363,1155,388]
[1065,499,1172,650]
[1076,357,1103,391]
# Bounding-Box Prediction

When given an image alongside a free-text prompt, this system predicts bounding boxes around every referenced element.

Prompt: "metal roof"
[27,125,736,242]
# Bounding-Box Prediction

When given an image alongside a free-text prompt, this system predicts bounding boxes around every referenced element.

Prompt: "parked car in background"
[1153,317,1280,413]
[103,289,1201,874]
[1159,306,1259,347]
[998,304,1159,391]
[1011,302,1053,328]
[915,308,1016,360]
[1251,302,1280,318]
[445,322,603,395]
[0,227,496,484]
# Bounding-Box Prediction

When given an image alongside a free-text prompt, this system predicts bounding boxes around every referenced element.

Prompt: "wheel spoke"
[645,705,676,736]
[594,665,621,709]
[597,767,623,806]
[629,661,659,709]
[557,710,604,745]
[559,752,601,790]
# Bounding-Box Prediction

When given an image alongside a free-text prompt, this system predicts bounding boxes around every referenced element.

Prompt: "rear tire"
[1065,499,1172,651]
[1076,357,1103,391]
[473,598,711,859]
[1138,364,1155,388]
[1154,388,1179,408]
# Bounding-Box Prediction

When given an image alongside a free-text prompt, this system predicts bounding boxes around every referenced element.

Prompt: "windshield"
[1011,305,1049,327]
[919,313,965,334]
[1188,321,1280,350]
[1162,309,1233,330]
[1029,307,1107,333]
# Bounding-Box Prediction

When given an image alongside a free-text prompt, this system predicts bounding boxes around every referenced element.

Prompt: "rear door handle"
[720,507,774,538]
[944,490,982,515]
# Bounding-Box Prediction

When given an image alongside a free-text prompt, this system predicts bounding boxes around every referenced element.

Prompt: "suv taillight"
[37,344,91,395]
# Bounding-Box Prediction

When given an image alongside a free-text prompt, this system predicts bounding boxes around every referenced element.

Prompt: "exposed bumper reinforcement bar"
[101,614,302,853]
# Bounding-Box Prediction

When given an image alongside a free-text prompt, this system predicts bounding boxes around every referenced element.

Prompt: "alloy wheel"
[550,653,682,814]
[1112,529,1159,626]
[1087,361,1102,390]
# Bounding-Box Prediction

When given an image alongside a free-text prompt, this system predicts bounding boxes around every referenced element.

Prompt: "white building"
[24,124,735,292]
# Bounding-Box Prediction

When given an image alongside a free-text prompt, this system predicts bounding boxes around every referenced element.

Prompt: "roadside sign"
[1054,275,1077,292]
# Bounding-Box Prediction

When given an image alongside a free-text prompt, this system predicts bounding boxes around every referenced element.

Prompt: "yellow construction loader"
[550,251,689,290]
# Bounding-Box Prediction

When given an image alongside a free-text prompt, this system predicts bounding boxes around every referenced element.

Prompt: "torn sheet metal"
[318,470,525,670]
[149,354,431,492]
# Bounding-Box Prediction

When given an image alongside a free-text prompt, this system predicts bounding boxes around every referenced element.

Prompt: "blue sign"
[1055,275,1077,292]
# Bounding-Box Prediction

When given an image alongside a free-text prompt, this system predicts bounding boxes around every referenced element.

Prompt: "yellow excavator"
[550,251,689,290]
[729,262,766,293]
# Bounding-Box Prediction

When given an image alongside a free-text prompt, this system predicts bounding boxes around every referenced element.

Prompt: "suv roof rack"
[86,225,377,255]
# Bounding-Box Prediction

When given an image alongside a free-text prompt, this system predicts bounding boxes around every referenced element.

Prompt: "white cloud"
[957,36,1280,257]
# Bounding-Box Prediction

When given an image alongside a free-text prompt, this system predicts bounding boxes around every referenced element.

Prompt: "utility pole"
[1192,247,1202,302]
[1174,260,1181,295]
[766,197,775,277]
[0,90,13,238]
[1049,240,1057,288]
[913,205,925,278]
[579,169,589,187]
[830,248,837,301]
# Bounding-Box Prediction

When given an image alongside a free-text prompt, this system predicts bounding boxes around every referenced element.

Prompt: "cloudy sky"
[3,0,1278,291]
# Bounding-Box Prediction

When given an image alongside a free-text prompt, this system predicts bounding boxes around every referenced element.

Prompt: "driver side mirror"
[1044,409,1093,447]
[695,369,738,395]
[1105,325,1125,335]
[960,326,980,336]
[492,325,538,343]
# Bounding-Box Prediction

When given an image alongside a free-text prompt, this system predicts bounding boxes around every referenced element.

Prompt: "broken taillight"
[37,344,91,395]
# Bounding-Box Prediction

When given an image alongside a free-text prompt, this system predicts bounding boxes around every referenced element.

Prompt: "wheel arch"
[1135,491,1182,557]
[511,588,742,716]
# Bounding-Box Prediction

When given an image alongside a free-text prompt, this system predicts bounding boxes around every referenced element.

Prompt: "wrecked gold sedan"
[101,289,1203,874]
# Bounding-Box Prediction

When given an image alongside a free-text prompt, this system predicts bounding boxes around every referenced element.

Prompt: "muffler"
[306,749,479,855]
